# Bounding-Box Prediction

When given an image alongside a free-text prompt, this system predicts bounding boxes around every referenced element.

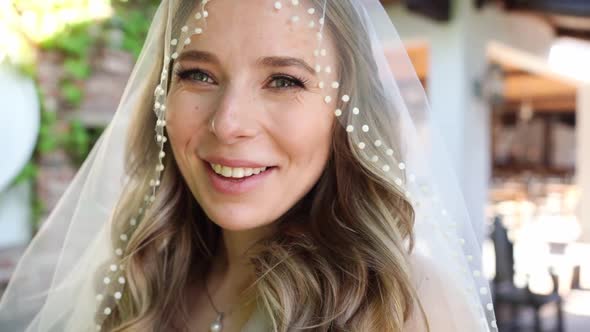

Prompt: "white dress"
[242,307,272,331]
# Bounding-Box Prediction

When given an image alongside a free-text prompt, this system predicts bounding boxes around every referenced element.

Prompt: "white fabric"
[0,64,39,192]
[0,1,497,331]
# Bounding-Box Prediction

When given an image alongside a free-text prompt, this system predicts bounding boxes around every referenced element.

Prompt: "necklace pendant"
[210,313,224,332]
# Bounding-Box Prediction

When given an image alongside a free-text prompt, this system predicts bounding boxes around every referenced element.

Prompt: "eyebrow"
[258,56,316,75]
[176,50,220,64]
[176,50,316,76]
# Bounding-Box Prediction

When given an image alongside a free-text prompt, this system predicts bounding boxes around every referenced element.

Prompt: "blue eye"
[268,75,307,89]
[175,69,216,84]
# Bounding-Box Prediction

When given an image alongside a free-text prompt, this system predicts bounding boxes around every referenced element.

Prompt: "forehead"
[179,0,334,62]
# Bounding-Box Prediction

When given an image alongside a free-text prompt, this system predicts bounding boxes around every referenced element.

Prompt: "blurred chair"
[491,216,564,332]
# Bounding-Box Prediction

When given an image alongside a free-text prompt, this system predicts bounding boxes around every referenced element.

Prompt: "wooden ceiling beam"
[503,74,577,101]
[502,98,576,112]
[384,40,430,81]
[405,41,429,80]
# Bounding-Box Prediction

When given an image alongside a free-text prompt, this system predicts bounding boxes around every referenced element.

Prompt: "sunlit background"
[2,0,590,331]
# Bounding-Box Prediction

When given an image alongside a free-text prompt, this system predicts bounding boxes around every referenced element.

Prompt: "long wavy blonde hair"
[99,1,427,331]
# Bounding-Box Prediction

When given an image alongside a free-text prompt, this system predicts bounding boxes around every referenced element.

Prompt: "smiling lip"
[203,157,271,169]
[202,158,276,195]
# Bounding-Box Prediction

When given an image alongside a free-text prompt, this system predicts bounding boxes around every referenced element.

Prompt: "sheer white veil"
[0,0,497,331]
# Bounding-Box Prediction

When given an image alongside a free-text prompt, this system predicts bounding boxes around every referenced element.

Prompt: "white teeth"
[210,163,269,179]
[232,168,244,178]
[221,166,232,177]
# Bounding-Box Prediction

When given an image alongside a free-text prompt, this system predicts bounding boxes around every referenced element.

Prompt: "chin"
[214,219,265,232]
[204,207,275,232]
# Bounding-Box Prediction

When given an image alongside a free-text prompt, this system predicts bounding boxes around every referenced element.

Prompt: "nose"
[209,84,259,144]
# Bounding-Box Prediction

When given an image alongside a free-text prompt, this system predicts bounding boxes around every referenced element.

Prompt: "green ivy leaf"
[55,26,94,57]
[31,197,45,232]
[41,109,57,124]
[38,136,58,153]
[63,57,91,79]
[12,162,38,186]
[65,119,91,164]
[60,81,83,106]
[37,110,59,153]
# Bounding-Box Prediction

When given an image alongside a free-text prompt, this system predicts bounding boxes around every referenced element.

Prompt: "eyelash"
[268,74,308,90]
[173,67,308,90]
[174,68,216,84]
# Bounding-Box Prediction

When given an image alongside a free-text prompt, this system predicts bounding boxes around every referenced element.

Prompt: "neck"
[209,224,275,288]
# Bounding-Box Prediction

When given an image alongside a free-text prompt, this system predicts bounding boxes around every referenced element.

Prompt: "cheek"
[166,92,210,152]
[276,103,334,166]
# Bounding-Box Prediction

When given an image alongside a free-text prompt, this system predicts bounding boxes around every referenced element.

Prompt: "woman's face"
[167,0,339,231]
